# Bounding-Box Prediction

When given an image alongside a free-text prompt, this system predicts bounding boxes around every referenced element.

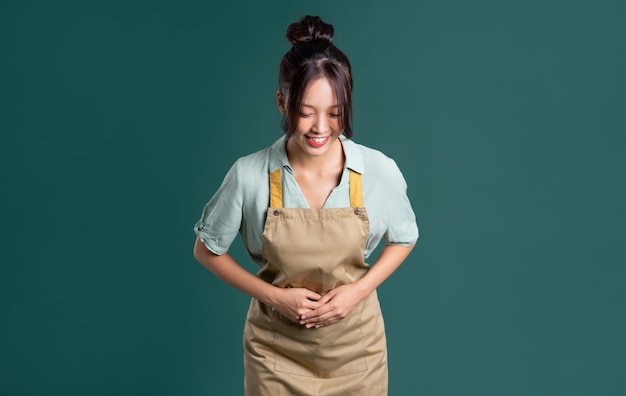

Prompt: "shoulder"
[357,143,395,164]
[345,139,406,185]
[343,138,399,166]
[231,145,271,176]
[230,135,285,174]
[222,139,282,201]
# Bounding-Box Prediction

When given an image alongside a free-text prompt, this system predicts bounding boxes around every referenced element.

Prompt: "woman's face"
[287,77,343,160]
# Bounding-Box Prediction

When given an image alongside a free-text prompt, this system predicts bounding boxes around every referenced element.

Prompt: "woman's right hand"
[270,288,323,324]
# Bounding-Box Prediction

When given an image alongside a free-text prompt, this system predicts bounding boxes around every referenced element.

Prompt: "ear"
[276,90,286,115]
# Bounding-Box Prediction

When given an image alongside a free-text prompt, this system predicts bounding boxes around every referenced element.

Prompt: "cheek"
[296,118,311,132]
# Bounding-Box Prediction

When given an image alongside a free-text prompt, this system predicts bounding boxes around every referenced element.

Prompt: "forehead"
[301,77,338,107]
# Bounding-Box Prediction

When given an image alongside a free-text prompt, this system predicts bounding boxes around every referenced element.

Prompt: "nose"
[312,115,329,134]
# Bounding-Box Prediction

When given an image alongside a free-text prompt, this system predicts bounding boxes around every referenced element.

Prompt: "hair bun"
[286,15,334,46]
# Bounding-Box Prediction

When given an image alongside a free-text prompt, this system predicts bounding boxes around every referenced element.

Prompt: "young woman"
[193,15,418,396]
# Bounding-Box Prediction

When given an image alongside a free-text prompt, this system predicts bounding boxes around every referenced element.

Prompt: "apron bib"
[243,168,388,396]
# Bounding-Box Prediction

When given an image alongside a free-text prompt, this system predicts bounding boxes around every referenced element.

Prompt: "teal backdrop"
[1,0,625,395]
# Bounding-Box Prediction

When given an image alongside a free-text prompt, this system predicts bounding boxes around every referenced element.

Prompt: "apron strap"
[269,168,283,208]
[349,170,363,207]
[269,168,363,208]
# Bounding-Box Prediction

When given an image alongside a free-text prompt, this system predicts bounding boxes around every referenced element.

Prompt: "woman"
[193,15,418,396]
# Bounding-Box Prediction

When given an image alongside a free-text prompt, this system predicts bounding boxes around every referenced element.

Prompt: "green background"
[2,0,625,395]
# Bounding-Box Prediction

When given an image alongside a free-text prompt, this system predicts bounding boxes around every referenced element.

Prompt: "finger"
[296,307,314,315]
[316,290,337,305]
[303,300,324,310]
[300,306,333,323]
[300,307,323,320]
[303,290,322,301]
[307,315,338,328]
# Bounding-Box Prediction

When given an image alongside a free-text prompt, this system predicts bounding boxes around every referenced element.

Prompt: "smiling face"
[285,77,343,161]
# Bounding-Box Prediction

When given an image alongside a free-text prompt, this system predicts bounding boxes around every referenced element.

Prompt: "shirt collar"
[340,135,365,174]
[268,134,364,174]
[268,135,290,172]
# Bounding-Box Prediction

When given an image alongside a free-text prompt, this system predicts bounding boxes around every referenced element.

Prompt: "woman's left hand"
[298,284,367,328]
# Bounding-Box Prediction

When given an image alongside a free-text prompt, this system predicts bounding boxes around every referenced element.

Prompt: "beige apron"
[243,168,388,396]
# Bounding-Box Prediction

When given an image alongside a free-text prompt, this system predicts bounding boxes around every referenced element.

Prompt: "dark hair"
[279,16,354,138]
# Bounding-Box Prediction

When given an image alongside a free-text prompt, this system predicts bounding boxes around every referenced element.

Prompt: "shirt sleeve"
[380,159,419,246]
[193,159,245,255]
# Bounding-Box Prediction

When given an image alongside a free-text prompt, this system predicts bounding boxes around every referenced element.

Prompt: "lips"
[306,135,329,148]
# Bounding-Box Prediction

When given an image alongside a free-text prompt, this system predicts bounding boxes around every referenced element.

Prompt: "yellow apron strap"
[269,168,283,208]
[349,170,363,207]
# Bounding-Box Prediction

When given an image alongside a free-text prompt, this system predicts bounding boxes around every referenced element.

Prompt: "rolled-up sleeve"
[194,159,244,255]
[383,159,419,246]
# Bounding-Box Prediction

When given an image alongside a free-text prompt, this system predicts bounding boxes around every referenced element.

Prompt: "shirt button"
[354,208,362,215]
[273,209,281,216]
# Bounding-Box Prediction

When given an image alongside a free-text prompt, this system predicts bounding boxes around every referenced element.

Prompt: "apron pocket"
[271,303,368,378]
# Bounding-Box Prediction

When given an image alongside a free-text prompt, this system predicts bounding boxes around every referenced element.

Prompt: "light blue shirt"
[194,135,418,265]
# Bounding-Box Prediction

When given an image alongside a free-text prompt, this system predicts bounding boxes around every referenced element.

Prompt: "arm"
[193,237,323,322]
[299,243,415,328]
